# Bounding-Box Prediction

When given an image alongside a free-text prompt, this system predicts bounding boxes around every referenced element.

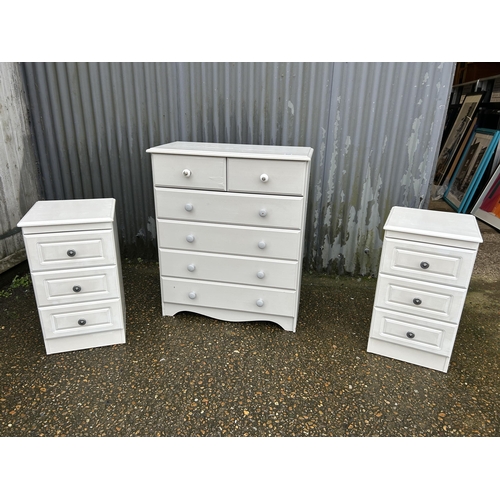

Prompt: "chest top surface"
[383,206,483,244]
[18,198,116,228]
[146,141,313,161]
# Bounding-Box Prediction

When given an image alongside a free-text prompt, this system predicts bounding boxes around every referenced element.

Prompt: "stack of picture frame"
[433,91,500,231]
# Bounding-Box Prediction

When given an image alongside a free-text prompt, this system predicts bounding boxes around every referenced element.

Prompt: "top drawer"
[379,237,478,288]
[23,229,116,272]
[227,158,308,196]
[152,154,226,191]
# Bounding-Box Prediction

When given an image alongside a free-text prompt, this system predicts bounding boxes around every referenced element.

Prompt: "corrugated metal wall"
[0,62,41,273]
[20,62,454,275]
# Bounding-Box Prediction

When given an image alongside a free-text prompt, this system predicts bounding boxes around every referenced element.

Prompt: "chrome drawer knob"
[185,203,193,212]
[67,249,76,257]
[187,264,196,272]
[73,285,82,293]
[78,319,86,326]
[188,291,197,299]
[182,169,191,177]
[259,209,267,217]
[257,271,265,279]
[406,331,415,339]
[413,298,422,305]
[256,299,264,307]
[260,173,269,183]
[258,241,266,249]
[186,234,195,243]
[420,261,430,269]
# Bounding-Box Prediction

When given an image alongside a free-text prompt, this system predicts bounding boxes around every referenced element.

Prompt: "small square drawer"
[227,158,307,196]
[370,307,458,355]
[23,229,116,272]
[152,154,226,191]
[39,298,124,339]
[31,265,120,307]
[375,274,467,324]
[379,237,478,288]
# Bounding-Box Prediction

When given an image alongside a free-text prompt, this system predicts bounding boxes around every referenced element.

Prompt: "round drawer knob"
[73,285,82,293]
[406,331,415,339]
[259,209,267,217]
[182,169,191,177]
[413,298,422,305]
[67,249,76,257]
[256,299,264,307]
[258,241,266,249]
[257,271,265,279]
[188,291,197,299]
[260,173,269,183]
[185,203,193,212]
[186,234,195,243]
[420,261,430,269]
[78,319,86,326]
[187,264,196,272]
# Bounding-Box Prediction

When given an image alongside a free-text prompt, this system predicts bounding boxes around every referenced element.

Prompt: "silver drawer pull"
[257,271,265,279]
[406,331,415,339]
[67,249,76,257]
[182,169,191,177]
[78,319,86,326]
[420,261,430,269]
[73,286,82,293]
[186,234,195,243]
[259,209,267,217]
[413,298,422,305]
[187,264,196,272]
[256,299,264,307]
[260,173,269,183]
[188,291,197,299]
[258,241,266,249]
[185,203,193,212]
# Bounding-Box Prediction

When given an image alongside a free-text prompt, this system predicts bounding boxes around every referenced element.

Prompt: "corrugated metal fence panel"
[0,62,40,272]
[20,62,454,274]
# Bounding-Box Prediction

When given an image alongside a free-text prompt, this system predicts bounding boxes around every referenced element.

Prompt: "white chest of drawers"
[367,206,482,372]
[18,199,126,354]
[147,141,313,332]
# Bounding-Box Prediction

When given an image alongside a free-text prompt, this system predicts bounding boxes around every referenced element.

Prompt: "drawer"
[159,249,299,290]
[158,220,301,260]
[31,265,120,307]
[227,158,308,196]
[23,229,116,272]
[161,277,297,317]
[370,307,458,355]
[375,274,467,323]
[152,154,226,191]
[155,188,304,230]
[379,237,477,288]
[39,298,124,340]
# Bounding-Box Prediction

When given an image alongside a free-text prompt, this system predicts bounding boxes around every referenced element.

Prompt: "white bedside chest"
[18,199,126,354]
[147,141,313,332]
[367,206,482,372]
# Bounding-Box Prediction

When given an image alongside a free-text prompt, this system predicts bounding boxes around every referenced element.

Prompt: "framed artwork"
[434,92,484,186]
[471,163,500,230]
[443,128,500,213]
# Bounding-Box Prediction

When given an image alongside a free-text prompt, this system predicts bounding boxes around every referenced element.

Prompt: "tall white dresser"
[147,141,313,332]
[18,199,126,354]
[367,206,482,372]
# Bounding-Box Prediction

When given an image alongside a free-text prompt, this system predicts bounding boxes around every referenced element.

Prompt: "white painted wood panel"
[157,220,301,260]
[159,249,299,289]
[155,188,304,229]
